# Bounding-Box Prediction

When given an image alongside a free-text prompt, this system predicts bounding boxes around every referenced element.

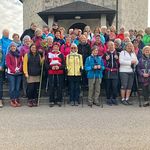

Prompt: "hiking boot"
[106,99,112,106]
[94,102,100,106]
[57,102,62,107]
[10,100,17,107]
[15,99,21,107]
[143,101,150,107]
[0,100,3,108]
[111,99,118,105]
[27,100,33,107]
[32,99,38,107]
[49,102,54,107]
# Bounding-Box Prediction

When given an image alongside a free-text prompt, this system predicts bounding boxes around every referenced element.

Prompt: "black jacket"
[20,28,35,41]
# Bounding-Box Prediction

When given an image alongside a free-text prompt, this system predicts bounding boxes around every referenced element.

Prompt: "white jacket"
[119,50,138,72]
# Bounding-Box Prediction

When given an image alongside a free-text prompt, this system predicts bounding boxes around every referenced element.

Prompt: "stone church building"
[20,0,148,32]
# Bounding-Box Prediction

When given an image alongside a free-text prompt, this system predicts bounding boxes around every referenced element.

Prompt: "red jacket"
[60,43,71,60]
[47,51,65,75]
[6,52,23,75]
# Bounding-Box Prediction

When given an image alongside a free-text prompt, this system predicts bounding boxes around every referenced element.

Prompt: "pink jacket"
[60,43,71,59]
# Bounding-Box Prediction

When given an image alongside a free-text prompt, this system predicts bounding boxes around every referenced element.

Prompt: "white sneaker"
[0,100,3,108]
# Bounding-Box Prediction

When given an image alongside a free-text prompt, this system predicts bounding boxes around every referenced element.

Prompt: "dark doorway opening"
[69,23,87,32]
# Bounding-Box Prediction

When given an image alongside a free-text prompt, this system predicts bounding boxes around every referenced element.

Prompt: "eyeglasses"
[71,47,77,49]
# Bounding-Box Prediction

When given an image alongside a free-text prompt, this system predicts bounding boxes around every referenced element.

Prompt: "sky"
[0,0,150,39]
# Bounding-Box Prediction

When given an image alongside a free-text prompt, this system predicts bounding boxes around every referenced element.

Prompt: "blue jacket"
[85,55,105,79]
[0,36,12,56]
[0,43,5,68]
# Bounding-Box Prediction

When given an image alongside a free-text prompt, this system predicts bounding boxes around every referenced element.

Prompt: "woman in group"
[103,41,119,106]
[66,43,83,106]
[6,42,23,107]
[137,46,150,107]
[47,42,65,107]
[23,43,44,107]
[85,46,105,107]
[119,42,138,105]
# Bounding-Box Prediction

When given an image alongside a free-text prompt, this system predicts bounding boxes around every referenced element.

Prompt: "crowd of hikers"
[0,22,150,108]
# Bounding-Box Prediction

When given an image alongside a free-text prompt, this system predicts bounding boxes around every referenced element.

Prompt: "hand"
[97,65,101,69]
[52,66,56,70]
[93,65,98,70]
[41,56,45,62]
[25,74,29,78]
[106,55,110,60]
[0,66,3,71]
[55,66,59,70]
[131,60,137,64]
[114,55,118,59]
[143,73,149,78]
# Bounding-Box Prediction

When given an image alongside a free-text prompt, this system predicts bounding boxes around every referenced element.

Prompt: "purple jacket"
[20,45,30,57]
[137,55,150,86]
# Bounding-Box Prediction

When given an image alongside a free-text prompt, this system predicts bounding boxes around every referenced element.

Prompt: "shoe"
[10,100,17,107]
[75,101,79,106]
[49,102,54,107]
[27,100,33,107]
[57,102,62,107]
[126,100,133,105]
[88,102,93,107]
[70,101,74,106]
[111,99,118,105]
[15,99,21,107]
[94,102,100,106]
[0,100,3,108]
[121,100,128,105]
[143,102,150,107]
[32,99,38,107]
[106,99,112,106]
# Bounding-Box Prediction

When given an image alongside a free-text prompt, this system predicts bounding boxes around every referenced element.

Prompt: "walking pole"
[37,60,44,106]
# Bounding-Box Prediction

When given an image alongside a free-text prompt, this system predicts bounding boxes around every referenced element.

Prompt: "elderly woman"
[103,41,119,105]
[119,42,138,105]
[137,46,150,107]
[114,38,123,53]
[66,43,83,106]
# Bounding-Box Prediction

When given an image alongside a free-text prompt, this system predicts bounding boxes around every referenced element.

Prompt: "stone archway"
[69,23,87,32]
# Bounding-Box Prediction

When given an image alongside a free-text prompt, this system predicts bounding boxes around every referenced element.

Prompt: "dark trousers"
[142,84,150,101]
[49,74,63,103]
[0,72,3,99]
[68,76,80,103]
[7,74,22,99]
[105,79,118,99]
[27,82,39,100]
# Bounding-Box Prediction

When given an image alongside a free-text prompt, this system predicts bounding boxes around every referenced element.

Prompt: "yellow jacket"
[66,52,83,76]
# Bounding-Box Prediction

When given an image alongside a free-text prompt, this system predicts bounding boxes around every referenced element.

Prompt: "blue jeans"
[7,74,22,99]
[0,72,3,99]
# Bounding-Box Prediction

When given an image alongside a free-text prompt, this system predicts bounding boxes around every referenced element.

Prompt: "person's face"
[71,34,76,40]
[144,48,150,55]
[136,36,142,42]
[129,31,134,36]
[36,30,42,37]
[13,35,20,42]
[47,38,53,46]
[108,42,115,51]
[71,46,77,53]
[31,24,37,31]
[10,45,17,52]
[126,43,134,53]
[52,25,58,30]
[80,36,87,43]
[85,27,90,32]
[55,32,60,38]
[94,28,100,34]
[43,27,49,34]
[120,28,125,33]
[95,36,100,43]
[53,45,59,51]
[92,49,98,56]
[101,28,107,34]
[65,37,71,44]
[3,30,9,38]
[107,29,110,35]
[133,41,139,48]
[124,37,130,43]
[69,29,73,35]
[31,45,37,53]
[60,29,65,35]
[83,32,88,38]
[24,39,31,46]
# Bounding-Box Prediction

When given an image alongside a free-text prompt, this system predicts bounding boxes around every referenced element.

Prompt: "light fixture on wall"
[75,16,81,19]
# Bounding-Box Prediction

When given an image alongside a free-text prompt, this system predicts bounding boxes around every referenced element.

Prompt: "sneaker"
[126,100,133,105]
[15,99,21,107]
[27,100,33,107]
[74,101,79,106]
[0,100,3,108]
[111,99,118,105]
[32,99,38,107]
[49,102,54,107]
[57,102,62,107]
[10,100,17,107]
[70,101,74,106]
[87,102,93,107]
[121,100,128,105]
[143,101,150,107]
[106,99,112,106]
[94,102,100,106]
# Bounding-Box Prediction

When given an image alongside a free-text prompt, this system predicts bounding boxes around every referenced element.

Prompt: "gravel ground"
[0,102,150,150]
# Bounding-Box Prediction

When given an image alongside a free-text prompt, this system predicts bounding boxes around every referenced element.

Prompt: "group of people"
[0,22,150,108]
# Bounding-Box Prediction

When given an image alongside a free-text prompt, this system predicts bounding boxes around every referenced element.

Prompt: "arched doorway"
[69,23,87,32]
